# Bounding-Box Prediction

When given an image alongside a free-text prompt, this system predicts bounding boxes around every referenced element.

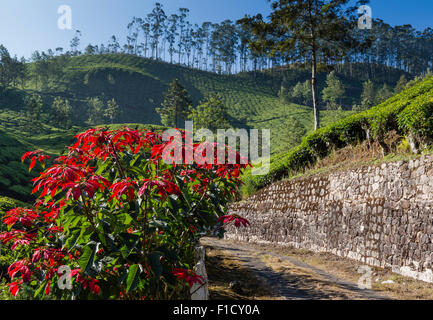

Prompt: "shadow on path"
[203,237,390,300]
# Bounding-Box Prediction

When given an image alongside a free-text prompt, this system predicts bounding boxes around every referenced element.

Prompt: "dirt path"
[202,237,390,300]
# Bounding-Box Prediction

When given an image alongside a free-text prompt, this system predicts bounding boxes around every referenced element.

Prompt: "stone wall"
[226,155,433,283]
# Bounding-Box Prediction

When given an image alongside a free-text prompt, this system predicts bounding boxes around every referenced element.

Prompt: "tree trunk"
[311,48,319,130]
[308,0,319,131]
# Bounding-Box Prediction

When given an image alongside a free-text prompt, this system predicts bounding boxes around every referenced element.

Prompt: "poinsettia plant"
[0,127,250,299]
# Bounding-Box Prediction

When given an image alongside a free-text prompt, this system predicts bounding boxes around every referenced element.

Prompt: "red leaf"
[29,157,37,172]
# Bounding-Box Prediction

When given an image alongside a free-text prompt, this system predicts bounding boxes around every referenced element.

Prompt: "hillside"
[0,129,37,200]
[35,54,327,153]
[0,54,411,201]
[3,54,407,154]
[242,75,433,196]
[0,123,166,201]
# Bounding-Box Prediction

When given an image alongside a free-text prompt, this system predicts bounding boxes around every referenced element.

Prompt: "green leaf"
[126,264,141,293]
[78,244,96,276]
[148,252,163,278]
[117,268,128,286]
[155,246,178,262]
[95,160,109,175]
[70,216,82,229]
[129,153,141,167]
[119,233,140,259]
[34,280,48,298]
[123,213,133,225]
[63,229,82,251]
[147,219,168,232]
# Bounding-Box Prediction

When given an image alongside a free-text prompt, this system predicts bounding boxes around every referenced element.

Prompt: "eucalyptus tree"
[237,21,253,72]
[99,44,108,54]
[108,35,120,53]
[70,30,82,56]
[177,8,190,64]
[51,97,72,128]
[126,17,140,54]
[201,22,212,70]
[85,44,97,55]
[104,98,121,124]
[16,57,27,89]
[209,21,238,74]
[209,23,222,73]
[141,18,151,58]
[86,97,105,126]
[166,14,179,63]
[191,24,205,69]
[184,21,193,66]
[218,20,238,74]
[24,94,43,132]
[0,45,13,89]
[148,3,167,60]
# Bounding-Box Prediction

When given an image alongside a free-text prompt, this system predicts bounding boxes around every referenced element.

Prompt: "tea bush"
[244,76,433,194]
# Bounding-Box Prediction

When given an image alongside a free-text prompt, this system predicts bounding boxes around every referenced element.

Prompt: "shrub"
[397,96,433,147]
[0,127,250,299]
[243,76,433,195]
[0,197,19,215]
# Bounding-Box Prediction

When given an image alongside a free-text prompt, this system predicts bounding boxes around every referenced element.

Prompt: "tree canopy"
[156,79,192,128]
[238,0,370,130]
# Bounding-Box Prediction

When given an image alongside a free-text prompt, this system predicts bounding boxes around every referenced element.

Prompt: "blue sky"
[0,0,432,59]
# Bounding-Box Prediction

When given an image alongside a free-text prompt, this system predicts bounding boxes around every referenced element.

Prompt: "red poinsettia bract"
[1,127,251,299]
[171,268,204,288]
[218,214,250,228]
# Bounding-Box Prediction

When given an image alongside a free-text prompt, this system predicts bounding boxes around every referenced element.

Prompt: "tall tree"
[156,79,191,128]
[360,80,375,110]
[126,17,142,55]
[237,22,253,73]
[177,8,189,64]
[166,14,179,63]
[376,83,393,104]
[280,116,307,150]
[0,45,13,89]
[184,21,193,66]
[16,57,27,89]
[201,22,212,70]
[188,94,231,131]
[24,94,43,132]
[70,30,82,56]
[141,18,151,58]
[108,35,120,53]
[238,0,369,130]
[51,97,72,128]
[322,71,345,109]
[104,98,121,124]
[148,3,167,60]
[394,74,408,94]
[291,80,313,106]
[86,97,105,126]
